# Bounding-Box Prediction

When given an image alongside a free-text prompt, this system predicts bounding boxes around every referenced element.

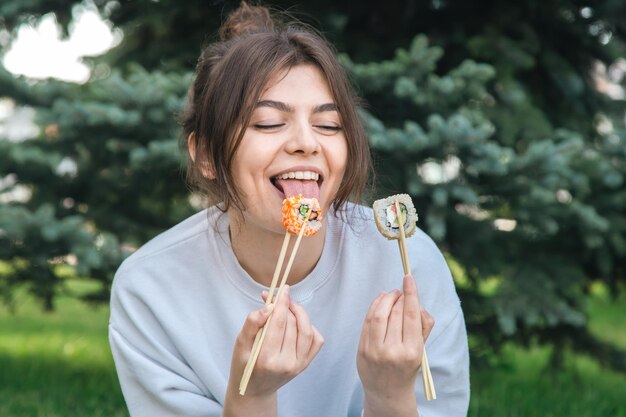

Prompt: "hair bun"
[219,2,275,41]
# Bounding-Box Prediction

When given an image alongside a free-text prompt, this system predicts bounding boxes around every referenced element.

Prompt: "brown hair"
[180,2,372,213]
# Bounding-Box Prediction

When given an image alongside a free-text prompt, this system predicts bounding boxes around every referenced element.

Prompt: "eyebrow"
[255,100,338,113]
[313,103,338,113]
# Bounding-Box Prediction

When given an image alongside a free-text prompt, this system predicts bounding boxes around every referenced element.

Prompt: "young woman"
[109,3,470,417]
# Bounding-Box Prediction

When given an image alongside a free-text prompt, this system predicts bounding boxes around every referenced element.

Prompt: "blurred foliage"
[1,0,625,370]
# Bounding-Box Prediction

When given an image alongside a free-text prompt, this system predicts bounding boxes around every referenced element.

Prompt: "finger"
[262,285,291,352]
[359,292,385,353]
[402,274,422,345]
[290,301,314,360]
[370,290,402,345]
[385,294,404,344]
[364,292,386,321]
[306,325,325,363]
[421,308,435,341]
[364,292,385,323]
[282,309,298,355]
[241,304,274,339]
[237,304,275,361]
[261,290,269,303]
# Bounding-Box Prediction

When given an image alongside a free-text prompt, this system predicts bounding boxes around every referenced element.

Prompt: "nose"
[285,121,321,155]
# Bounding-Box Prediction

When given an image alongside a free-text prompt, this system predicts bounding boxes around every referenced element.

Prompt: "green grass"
[0,282,128,417]
[1,282,625,417]
[469,290,626,417]
[469,345,626,417]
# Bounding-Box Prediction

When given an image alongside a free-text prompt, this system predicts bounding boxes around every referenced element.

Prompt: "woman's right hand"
[224,286,324,417]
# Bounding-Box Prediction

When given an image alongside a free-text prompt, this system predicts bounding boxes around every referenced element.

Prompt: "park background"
[1,0,625,415]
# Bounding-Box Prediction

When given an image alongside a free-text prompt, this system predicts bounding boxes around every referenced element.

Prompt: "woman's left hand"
[357,275,435,416]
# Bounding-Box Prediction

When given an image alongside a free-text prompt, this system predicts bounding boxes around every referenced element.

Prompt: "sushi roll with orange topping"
[372,194,418,240]
[282,195,322,236]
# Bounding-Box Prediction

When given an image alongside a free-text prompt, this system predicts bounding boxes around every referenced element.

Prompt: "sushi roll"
[372,193,418,240]
[282,195,322,236]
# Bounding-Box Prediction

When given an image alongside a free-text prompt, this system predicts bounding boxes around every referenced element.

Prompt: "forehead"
[259,64,335,105]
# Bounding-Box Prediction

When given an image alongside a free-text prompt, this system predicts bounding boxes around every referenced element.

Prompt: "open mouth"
[271,170,323,199]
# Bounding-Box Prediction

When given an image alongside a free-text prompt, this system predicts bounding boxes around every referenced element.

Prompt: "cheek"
[333,137,349,173]
[230,153,256,197]
[232,139,267,177]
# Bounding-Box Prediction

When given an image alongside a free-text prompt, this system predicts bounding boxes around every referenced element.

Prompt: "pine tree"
[1,0,625,369]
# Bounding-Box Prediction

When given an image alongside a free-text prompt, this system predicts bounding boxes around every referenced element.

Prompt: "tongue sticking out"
[275,179,320,200]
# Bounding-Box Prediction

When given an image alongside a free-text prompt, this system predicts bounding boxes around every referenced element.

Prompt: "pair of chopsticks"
[394,200,436,401]
[238,210,312,396]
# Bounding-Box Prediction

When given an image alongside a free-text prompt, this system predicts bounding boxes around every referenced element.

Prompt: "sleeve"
[108,267,224,417]
[410,230,471,416]
[416,306,470,417]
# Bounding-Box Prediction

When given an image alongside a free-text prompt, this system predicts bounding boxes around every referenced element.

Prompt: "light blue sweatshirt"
[109,204,470,416]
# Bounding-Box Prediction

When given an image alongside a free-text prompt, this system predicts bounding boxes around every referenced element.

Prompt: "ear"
[188,132,216,180]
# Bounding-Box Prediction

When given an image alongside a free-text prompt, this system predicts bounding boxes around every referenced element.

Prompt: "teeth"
[274,171,320,181]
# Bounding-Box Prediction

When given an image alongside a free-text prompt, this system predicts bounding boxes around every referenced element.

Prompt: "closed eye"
[254,123,285,130]
[314,125,343,131]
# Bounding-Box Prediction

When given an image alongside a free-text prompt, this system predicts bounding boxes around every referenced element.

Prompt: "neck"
[228,213,326,288]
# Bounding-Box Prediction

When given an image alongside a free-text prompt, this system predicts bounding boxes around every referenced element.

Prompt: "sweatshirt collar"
[209,206,346,305]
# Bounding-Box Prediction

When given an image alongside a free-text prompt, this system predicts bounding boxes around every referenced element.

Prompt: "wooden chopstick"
[394,199,436,401]
[238,232,291,393]
[239,210,311,395]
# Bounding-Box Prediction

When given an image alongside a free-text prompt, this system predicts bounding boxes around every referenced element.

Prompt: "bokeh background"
[1,1,625,416]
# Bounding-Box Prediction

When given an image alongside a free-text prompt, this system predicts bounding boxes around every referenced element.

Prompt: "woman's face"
[229,64,348,236]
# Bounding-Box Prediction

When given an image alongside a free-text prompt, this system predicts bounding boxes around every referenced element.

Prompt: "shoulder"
[119,210,210,270]
[111,207,222,296]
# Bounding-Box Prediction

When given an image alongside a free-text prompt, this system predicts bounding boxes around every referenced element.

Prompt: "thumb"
[241,304,274,342]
